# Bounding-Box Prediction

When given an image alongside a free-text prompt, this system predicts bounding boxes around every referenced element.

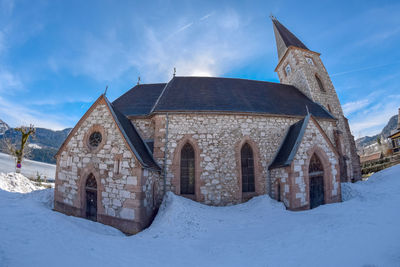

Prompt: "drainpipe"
[163,113,169,196]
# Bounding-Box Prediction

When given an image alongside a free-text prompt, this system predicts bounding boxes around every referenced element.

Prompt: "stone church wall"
[276,47,361,182]
[55,103,159,234]
[146,113,336,206]
[270,119,341,210]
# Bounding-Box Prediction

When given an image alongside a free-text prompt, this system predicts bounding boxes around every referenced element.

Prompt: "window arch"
[180,143,195,195]
[241,143,255,192]
[315,74,326,92]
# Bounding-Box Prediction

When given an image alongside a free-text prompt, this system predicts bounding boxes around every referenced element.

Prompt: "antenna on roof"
[173,67,176,77]
[104,85,108,96]
[306,105,310,115]
[137,76,141,85]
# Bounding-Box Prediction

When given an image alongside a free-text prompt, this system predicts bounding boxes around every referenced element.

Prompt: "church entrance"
[85,174,97,221]
[309,154,324,209]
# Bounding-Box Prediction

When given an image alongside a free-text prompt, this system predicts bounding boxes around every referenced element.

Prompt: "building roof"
[272,17,309,60]
[114,76,334,120]
[113,83,166,116]
[360,152,382,164]
[105,97,160,170]
[269,114,310,169]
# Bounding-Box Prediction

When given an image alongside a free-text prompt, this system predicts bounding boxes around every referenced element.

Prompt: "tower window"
[315,75,326,92]
[306,57,314,65]
[285,64,292,76]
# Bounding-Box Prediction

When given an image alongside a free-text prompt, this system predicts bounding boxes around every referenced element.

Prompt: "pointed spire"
[271,16,309,61]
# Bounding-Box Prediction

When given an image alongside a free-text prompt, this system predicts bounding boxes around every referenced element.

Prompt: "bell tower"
[271,16,361,182]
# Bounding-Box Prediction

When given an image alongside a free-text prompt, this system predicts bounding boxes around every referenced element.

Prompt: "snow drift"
[0,172,44,193]
[0,165,399,266]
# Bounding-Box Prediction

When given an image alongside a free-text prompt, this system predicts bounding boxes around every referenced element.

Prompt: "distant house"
[360,152,383,165]
[388,108,400,154]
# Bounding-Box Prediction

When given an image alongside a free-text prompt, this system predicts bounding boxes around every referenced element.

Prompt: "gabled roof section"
[113,83,166,116]
[55,94,160,171]
[272,17,309,61]
[269,114,310,170]
[151,76,334,120]
[104,97,161,171]
[269,114,338,170]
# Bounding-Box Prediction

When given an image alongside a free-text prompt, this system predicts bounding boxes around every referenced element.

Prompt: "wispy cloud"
[200,12,213,21]
[0,96,76,129]
[342,99,370,115]
[348,94,400,137]
[331,62,400,77]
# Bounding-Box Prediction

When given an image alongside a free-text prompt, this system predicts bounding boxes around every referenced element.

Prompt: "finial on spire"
[104,85,108,96]
[173,67,176,77]
[137,76,141,85]
[269,13,276,20]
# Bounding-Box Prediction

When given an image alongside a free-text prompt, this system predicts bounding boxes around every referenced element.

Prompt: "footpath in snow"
[0,165,399,267]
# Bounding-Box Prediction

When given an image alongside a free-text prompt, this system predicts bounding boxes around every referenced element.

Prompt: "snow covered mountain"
[0,119,9,135]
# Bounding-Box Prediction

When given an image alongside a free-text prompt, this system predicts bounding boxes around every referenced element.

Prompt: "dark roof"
[113,83,166,116]
[105,97,160,170]
[151,77,334,119]
[272,18,308,51]
[269,114,310,170]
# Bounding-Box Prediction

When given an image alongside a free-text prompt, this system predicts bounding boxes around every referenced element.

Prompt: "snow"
[0,152,55,181]
[0,165,400,266]
[0,172,44,193]
[28,143,42,149]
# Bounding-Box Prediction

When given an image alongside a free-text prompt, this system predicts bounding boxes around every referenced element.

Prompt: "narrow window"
[327,104,332,113]
[180,143,195,195]
[315,75,326,92]
[285,64,292,76]
[241,143,255,192]
[114,159,121,175]
[277,183,281,201]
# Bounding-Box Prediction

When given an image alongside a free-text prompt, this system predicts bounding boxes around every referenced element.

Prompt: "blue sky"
[0,0,399,137]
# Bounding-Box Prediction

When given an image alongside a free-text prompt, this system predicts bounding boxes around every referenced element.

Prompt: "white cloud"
[342,99,370,115]
[0,96,76,130]
[348,95,400,137]
[0,69,23,93]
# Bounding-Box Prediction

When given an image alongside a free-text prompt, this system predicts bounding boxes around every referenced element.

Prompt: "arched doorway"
[85,174,97,221]
[309,154,324,209]
[180,143,195,195]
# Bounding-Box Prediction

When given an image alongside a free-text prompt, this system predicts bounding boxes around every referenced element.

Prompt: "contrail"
[331,61,400,77]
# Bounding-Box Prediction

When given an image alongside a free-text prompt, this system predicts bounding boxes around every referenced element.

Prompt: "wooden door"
[86,190,97,221]
[309,175,324,209]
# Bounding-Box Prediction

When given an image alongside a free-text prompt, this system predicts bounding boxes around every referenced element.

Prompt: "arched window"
[309,154,324,209]
[180,143,195,195]
[315,74,326,92]
[85,174,97,221]
[241,143,255,192]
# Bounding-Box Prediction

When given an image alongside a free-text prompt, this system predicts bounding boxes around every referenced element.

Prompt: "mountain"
[0,125,71,164]
[356,114,398,150]
[0,120,9,135]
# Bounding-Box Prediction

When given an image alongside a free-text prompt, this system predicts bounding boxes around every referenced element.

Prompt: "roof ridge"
[150,77,174,114]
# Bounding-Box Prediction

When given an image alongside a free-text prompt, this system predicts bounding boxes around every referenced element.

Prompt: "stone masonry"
[54,98,159,234]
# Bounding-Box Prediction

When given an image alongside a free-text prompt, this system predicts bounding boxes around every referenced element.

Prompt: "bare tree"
[2,125,36,173]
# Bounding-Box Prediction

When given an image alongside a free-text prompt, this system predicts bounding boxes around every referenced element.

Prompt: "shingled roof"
[272,17,309,60]
[113,83,166,116]
[269,114,310,170]
[105,97,160,170]
[113,76,334,120]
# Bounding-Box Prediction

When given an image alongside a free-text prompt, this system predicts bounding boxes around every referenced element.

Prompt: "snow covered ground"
[0,165,399,267]
[0,152,55,180]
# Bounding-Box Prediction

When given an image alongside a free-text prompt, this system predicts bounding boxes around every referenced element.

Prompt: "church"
[54,17,361,234]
